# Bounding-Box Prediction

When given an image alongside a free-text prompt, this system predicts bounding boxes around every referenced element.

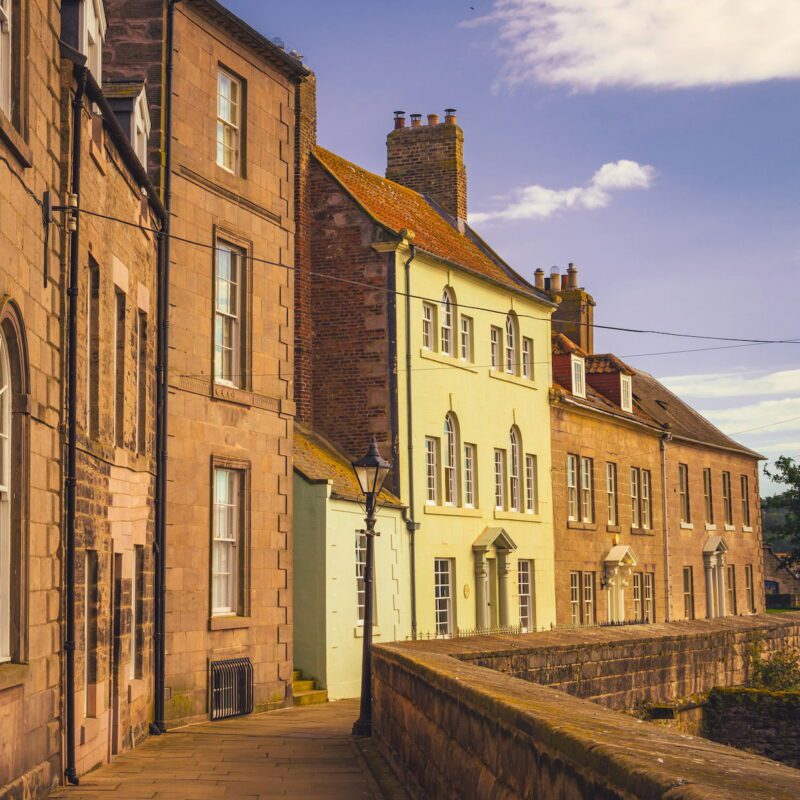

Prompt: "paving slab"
[53,701,408,800]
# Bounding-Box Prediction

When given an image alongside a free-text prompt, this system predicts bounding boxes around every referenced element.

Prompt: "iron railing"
[209,657,253,721]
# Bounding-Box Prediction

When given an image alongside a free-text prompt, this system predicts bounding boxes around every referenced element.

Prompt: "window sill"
[128,678,146,702]
[0,110,32,168]
[81,716,102,745]
[567,520,596,531]
[419,348,478,373]
[680,522,694,530]
[724,524,736,532]
[494,510,542,523]
[743,525,753,533]
[705,523,717,531]
[212,381,253,407]
[424,505,482,518]
[0,661,30,691]
[354,625,383,639]
[489,369,536,389]
[208,615,251,631]
[606,524,621,533]
[630,527,655,536]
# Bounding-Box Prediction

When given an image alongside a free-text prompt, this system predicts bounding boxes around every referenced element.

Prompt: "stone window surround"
[0,0,31,169]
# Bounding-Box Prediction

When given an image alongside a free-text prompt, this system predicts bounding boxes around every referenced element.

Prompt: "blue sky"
[229,0,800,494]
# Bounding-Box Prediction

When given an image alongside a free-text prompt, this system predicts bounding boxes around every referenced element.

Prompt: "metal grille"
[210,657,253,720]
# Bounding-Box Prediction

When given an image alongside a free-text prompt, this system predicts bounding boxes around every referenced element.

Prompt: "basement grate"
[209,657,254,720]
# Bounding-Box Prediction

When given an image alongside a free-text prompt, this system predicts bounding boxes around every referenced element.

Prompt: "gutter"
[660,432,673,622]
[403,242,419,639]
[63,66,87,788]
[152,0,179,735]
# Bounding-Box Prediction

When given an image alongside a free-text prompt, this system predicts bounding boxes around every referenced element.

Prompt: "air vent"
[210,657,254,720]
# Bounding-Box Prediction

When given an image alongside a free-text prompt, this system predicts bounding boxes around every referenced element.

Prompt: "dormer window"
[620,374,632,412]
[571,354,585,398]
[132,89,150,166]
[81,0,107,86]
[105,82,152,168]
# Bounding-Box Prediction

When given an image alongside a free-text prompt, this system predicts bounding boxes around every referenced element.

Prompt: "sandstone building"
[102,0,310,727]
[548,271,764,625]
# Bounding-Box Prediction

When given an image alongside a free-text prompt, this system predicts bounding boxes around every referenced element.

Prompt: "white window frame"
[741,474,751,527]
[424,436,439,505]
[745,564,755,612]
[355,531,367,625]
[620,374,632,412]
[443,415,458,506]
[703,467,714,524]
[217,67,242,174]
[633,573,642,621]
[132,89,151,167]
[727,564,737,615]
[440,288,454,356]
[630,467,640,528]
[212,467,242,615]
[580,456,593,523]
[493,448,506,511]
[643,572,654,622]
[521,337,533,380]
[571,354,585,398]
[722,471,733,525]
[0,329,11,662]
[641,469,651,530]
[214,241,244,388]
[434,558,453,638]
[606,462,617,526]
[567,454,578,521]
[569,572,581,625]
[0,0,11,118]
[679,464,691,524]
[518,560,533,632]
[82,0,107,86]
[525,454,538,515]
[459,315,472,361]
[422,302,435,350]
[490,326,501,370]
[582,572,595,624]
[683,567,694,620]
[463,443,476,508]
[504,314,517,374]
[509,428,521,512]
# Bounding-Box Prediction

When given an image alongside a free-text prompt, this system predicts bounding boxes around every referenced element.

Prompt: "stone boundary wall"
[373,614,800,799]
[415,613,800,712]
[705,687,800,769]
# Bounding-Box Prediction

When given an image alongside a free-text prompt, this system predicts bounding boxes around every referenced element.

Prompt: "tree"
[763,456,800,567]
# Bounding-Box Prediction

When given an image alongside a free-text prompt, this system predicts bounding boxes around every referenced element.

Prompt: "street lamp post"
[351,438,392,737]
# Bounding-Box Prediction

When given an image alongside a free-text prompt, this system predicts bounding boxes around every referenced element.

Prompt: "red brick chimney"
[386,108,467,222]
[549,263,596,354]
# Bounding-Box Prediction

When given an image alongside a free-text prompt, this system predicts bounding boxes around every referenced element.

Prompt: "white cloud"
[700,397,800,436]
[470,159,654,224]
[662,369,800,400]
[469,0,800,90]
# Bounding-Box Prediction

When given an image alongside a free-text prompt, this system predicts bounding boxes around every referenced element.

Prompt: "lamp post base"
[352,718,372,737]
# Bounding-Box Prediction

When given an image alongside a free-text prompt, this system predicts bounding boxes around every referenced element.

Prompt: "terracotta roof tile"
[552,333,588,356]
[314,147,543,295]
[294,425,403,506]
[586,353,635,376]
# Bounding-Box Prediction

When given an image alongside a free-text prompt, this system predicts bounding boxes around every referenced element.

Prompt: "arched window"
[0,300,28,664]
[443,413,459,506]
[509,426,522,512]
[440,288,455,356]
[505,313,518,374]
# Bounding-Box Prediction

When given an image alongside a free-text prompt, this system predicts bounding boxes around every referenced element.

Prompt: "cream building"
[295,109,558,642]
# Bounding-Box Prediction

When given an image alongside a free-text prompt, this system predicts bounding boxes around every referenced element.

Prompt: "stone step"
[293,688,328,706]
[292,679,317,693]
[292,669,303,682]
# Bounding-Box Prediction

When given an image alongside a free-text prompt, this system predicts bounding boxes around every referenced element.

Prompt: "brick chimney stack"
[386,108,467,222]
[550,263,596,354]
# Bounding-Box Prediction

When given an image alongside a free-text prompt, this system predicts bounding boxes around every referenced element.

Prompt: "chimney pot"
[444,108,457,125]
[394,110,406,129]
[534,268,545,290]
[427,113,439,126]
[567,262,578,289]
[550,270,562,292]
[410,113,422,128]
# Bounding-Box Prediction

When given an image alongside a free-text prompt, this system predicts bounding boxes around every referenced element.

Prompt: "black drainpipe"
[64,66,87,787]
[153,0,178,735]
[403,244,418,638]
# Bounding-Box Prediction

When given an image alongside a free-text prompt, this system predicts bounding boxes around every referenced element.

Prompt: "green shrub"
[749,647,800,691]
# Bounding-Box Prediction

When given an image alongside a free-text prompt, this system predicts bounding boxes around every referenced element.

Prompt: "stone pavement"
[52,701,409,800]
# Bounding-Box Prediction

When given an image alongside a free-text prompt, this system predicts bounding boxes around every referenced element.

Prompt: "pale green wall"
[394,245,557,635]
[293,474,409,699]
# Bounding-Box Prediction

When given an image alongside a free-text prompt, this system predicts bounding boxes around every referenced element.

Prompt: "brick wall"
[304,159,396,463]
[0,2,64,797]
[705,687,800,769]
[373,615,800,800]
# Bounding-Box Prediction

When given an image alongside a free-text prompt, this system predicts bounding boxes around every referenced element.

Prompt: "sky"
[229,0,800,494]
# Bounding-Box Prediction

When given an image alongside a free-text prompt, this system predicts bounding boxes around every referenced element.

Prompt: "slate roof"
[313,146,550,300]
[632,370,762,459]
[293,425,403,507]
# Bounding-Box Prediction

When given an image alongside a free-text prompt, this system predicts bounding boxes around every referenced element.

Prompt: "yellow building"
[295,110,557,638]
